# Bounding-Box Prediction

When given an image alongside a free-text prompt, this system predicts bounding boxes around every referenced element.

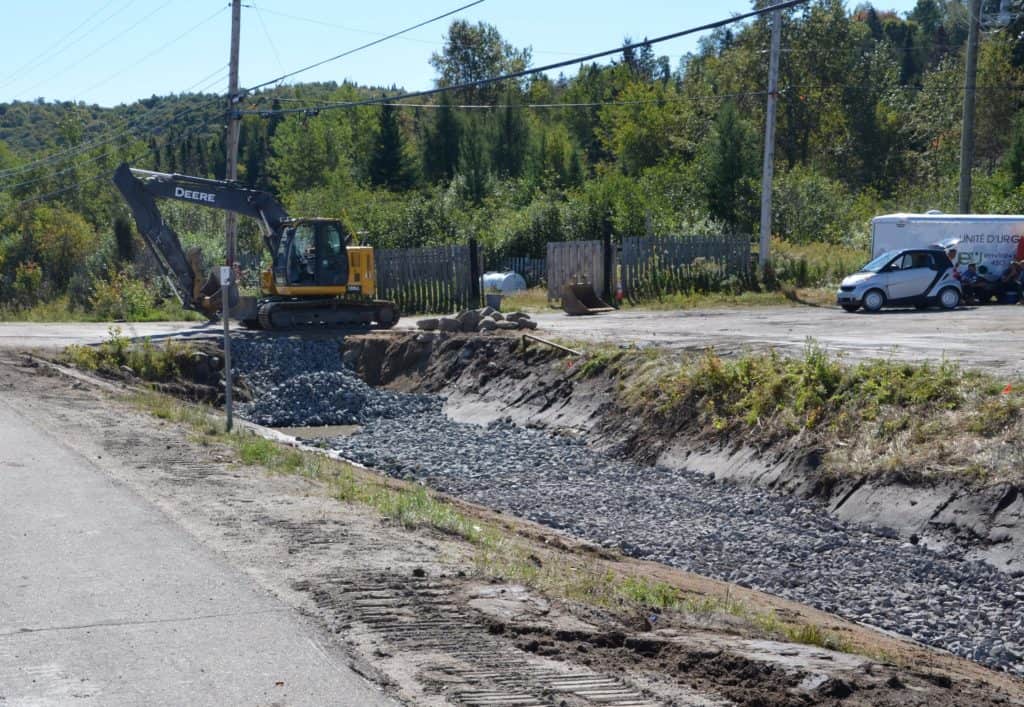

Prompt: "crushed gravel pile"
[232,337,439,427]
[328,411,1024,676]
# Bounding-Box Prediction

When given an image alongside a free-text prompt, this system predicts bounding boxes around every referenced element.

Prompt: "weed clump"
[62,326,194,382]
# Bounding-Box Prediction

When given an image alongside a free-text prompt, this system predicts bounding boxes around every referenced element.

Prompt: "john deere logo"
[174,187,215,203]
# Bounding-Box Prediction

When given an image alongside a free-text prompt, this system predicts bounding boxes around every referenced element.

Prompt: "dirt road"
[524,304,1024,376]
[5,302,1022,375]
[0,360,393,706]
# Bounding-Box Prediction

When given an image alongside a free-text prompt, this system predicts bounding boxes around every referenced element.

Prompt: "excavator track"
[256,298,399,331]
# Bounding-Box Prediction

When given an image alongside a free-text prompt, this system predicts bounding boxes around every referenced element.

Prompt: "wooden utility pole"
[758,9,782,269]
[225,0,242,266]
[959,0,982,213]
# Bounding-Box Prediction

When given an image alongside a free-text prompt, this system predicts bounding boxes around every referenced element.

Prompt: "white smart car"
[836,246,962,313]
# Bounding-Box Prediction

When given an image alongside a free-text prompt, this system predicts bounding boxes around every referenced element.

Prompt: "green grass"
[0,295,203,323]
[62,327,195,381]
[577,339,1024,483]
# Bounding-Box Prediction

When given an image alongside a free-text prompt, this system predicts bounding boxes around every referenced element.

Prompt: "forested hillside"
[1,0,1022,316]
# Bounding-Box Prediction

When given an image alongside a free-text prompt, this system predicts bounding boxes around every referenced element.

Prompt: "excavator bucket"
[561,283,615,316]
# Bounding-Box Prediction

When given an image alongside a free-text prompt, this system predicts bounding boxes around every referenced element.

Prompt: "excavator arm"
[112,163,290,318]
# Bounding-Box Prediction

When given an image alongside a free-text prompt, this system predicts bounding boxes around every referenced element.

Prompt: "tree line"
[1,0,1024,314]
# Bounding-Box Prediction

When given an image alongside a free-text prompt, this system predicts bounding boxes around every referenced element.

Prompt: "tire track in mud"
[294,572,663,706]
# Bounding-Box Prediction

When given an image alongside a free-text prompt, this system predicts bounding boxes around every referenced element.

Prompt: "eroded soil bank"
[344,331,1024,578]
[20,353,1024,705]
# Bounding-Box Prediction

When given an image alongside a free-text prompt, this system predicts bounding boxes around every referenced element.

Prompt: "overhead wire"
[238,0,815,117]
[0,65,230,182]
[78,4,229,99]
[0,0,124,87]
[0,0,138,92]
[242,0,486,94]
[12,0,176,101]
[249,4,581,57]
[0,92,226,185]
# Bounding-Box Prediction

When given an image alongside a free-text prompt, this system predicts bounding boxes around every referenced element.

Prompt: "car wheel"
[938,286,961,310]
[841,304,859,313]
[862,289,885,312]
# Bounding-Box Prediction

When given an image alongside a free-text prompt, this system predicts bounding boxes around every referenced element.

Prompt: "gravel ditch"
[231,337,1024,675]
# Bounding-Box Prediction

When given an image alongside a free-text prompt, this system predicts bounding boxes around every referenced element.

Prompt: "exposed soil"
[342,331,1024,577]
[8,351,1024,705]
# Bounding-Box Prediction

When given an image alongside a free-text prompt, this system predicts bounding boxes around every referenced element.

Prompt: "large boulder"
[456,309,482,332]
[477,318,498,331]
[495,320,520,330]
[506,311,530,323]
[517,319,538,330]
[438,317,462,332]
[417,318,439,331]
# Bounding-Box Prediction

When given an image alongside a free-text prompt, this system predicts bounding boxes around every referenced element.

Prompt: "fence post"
[469,238,481,307]
[602,224,614,305]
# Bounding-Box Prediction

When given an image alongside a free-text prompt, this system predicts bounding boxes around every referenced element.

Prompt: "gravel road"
[6,301,1024,378]
[230,338,1024,676]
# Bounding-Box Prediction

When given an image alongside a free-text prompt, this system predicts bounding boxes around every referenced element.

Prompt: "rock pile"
[232,337,440,427]
[417,307,538,333]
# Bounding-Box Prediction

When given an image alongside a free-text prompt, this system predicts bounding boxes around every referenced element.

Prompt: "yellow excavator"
[113,163,399,330]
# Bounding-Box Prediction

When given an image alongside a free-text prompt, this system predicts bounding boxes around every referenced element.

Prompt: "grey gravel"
[327,410,1024,676]
[231,337,439,427]
[231,336,1024,675]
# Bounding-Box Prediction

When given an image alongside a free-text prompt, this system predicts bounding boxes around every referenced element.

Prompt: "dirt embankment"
[21,349,1024,705]
[344,331,1024,577]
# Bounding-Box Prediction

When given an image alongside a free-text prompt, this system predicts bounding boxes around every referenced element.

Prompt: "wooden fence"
[546,240,615,301]
[620,234,750,302]
[376,243,480,314]
[488,256,546,287]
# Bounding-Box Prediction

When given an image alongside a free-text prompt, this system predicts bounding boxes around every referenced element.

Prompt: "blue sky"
[0,0,920,107]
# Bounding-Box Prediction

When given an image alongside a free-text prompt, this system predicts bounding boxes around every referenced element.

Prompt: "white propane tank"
[482,271,528,293]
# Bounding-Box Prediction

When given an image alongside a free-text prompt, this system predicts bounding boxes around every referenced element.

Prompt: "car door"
[887,252,934,300]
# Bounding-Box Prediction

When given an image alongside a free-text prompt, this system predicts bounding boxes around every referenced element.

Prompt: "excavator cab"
[271,219,350,291]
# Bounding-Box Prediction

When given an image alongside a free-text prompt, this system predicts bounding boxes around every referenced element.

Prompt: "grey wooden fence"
[546,240,615,301]
[621,234,750,301]
[376,244,480,314]
[491,256,546,287]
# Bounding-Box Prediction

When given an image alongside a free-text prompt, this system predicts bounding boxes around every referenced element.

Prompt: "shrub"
[89,270,154,321]
[12,261,43,307]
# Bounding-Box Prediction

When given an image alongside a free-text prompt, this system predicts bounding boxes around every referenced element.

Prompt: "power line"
[0,100,225,193]
[250,4,581,58]
[239,0,814,117]
[0,0,138,92]
[7,115,217,210]
[12,0,175,101]
[0,90,226,183]
[77,5,229,99]
[0,0,124,88]
[242,0,486,94]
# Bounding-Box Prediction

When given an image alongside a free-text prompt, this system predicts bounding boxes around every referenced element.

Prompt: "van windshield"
[860,252,895,273]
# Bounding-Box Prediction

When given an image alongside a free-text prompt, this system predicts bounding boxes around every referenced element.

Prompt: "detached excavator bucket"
[561,283,615,316]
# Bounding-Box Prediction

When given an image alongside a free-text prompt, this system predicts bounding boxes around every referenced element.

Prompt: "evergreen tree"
[704,101,755,231]
[423,94,460,182]
[458,113,492,203]
[493,88,529,178]
[369,103,413,189]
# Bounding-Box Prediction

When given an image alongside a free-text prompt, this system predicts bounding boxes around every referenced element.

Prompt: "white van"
[872,213,1024,280]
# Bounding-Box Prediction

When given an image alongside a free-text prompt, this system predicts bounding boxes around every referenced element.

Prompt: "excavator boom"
[112,163,399,330]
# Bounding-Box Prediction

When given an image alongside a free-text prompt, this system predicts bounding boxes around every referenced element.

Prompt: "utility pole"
[758,8,781,269]
[959,0,982,214]
[225,0,242,266]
